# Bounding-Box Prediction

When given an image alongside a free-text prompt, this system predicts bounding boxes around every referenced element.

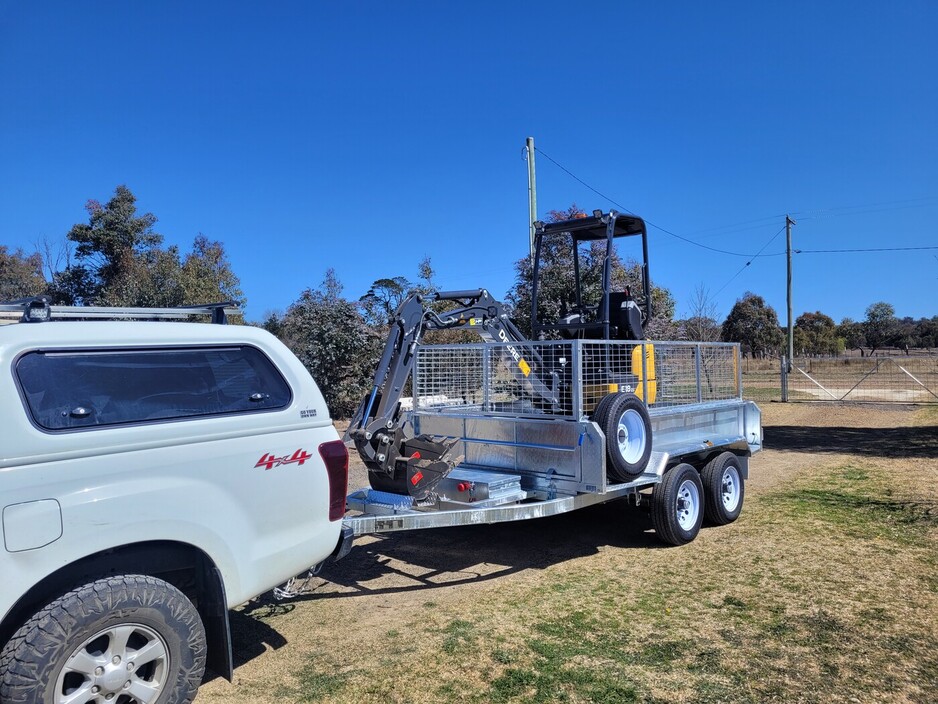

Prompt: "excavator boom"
[345,289,559,499]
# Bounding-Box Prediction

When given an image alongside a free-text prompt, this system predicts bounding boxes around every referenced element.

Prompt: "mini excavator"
[344,210,653,499]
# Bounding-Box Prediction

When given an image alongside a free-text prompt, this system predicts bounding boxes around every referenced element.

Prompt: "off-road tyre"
[0,574,206,704]
[701,451,745,526]
[651,463,704,546]
[597,392,653,482]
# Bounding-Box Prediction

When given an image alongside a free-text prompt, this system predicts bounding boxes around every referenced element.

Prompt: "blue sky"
[1,1,936,324]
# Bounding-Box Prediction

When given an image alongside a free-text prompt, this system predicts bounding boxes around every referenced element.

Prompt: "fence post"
[735,345,742,399]
[781,355,789,402]
[482,346,491,412]
[694,344,703,403]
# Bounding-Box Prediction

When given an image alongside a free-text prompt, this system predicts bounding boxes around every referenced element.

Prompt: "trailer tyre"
[0,575,206,704]
[597,392,652,482]
[701,452,745,525]
[589,393,619,479]
[651,463,704,546]
[589,393,618,431]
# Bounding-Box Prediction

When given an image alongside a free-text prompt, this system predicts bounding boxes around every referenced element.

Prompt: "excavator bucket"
[401,435,464,501]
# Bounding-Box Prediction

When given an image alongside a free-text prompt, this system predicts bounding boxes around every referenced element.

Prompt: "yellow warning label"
[519,359,531,377]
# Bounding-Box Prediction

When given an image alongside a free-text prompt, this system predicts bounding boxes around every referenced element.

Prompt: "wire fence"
[784,355,938,403]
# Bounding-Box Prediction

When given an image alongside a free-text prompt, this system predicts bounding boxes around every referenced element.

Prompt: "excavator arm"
[345,289,560,499]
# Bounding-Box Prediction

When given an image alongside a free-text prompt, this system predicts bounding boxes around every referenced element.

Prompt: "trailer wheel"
[701,452,745,525]
[597,392,652,482]
[0,575,206,704]
[651,463,704,546]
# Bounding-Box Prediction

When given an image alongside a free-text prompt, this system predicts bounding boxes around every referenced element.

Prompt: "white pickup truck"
[0,300,352,704]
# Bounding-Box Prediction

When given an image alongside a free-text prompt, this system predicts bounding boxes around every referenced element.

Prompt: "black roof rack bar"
[0,299,240,324]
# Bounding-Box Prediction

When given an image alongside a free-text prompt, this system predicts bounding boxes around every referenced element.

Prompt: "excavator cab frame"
[530,210,651,341]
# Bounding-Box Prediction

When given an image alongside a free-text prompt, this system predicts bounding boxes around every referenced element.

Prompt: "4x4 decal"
[255,449,312,470]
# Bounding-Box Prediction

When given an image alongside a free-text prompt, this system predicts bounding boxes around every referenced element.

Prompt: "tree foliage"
[50,186,244,310]
[358,257,436,327]
[863,301,896,355]
[915,316,938,349]
[273,269,382,418]
[679,284,721,342]
[359,276,412,327]
[721,292,784,358]
[832,308,937,356]
[61,186,162,304]
[837,317,866,356]
[793,311,841,356]
[0,246,46,300]
[178,236,245,305]
[264,259,466,419]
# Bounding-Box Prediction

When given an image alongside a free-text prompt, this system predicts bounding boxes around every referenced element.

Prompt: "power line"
[534,147,783,259]
[796,245,938,253]
[644,218,784,258]
[684,220,792,240]
[685,213,788,236]
[671,194,937,237]
[791,195,938,220]
[713,225,788,298]
[533,145,937,268]
[534,148,626,214]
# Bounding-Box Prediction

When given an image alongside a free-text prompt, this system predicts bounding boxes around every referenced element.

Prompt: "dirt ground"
[199,402,938,703]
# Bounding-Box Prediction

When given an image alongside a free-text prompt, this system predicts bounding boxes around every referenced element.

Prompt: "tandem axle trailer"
[339,340,762,548]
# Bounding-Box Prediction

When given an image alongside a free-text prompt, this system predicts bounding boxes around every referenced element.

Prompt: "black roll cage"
[530,210,650,340]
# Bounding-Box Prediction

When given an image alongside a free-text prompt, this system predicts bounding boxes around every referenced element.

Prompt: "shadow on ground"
[290,498,662,602]
[766,423,938,458]
[211,499,671,680]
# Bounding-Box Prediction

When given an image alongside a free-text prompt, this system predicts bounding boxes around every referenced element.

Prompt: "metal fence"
[783,355,938,403]
[413,340,742,419]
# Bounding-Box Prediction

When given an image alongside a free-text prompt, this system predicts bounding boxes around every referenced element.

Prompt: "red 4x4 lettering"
[254,449,312,470]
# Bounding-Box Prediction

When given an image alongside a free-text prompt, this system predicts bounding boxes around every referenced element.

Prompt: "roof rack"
[0,298,240,325]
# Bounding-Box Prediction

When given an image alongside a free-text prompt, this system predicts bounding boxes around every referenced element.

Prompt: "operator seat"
[609,290,644,340]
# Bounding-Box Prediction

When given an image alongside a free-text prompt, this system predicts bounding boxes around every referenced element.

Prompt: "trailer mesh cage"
[413,340,741,419]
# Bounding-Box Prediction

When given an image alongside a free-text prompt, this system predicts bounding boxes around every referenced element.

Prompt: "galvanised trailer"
[341,339,762,548]
[335,211,762,554]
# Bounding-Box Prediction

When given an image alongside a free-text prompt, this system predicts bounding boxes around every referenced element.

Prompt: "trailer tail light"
[319,440,348,522]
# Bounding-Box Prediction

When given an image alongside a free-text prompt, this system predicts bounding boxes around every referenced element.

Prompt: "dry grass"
[199,404,938,704]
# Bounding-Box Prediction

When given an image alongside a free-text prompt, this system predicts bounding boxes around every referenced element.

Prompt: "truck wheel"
[701,452,745,525]
[0,575,206,704]
[651,463,704,546]
[597,392,652,482]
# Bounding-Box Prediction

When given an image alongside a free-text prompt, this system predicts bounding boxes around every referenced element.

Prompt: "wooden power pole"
[786,214,796,371]
[526,137,537,259]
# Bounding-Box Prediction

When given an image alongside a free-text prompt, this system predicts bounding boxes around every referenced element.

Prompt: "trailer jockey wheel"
[593,392,653,482]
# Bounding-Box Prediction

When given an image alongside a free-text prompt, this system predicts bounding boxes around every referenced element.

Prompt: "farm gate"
[782,354,938,403]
